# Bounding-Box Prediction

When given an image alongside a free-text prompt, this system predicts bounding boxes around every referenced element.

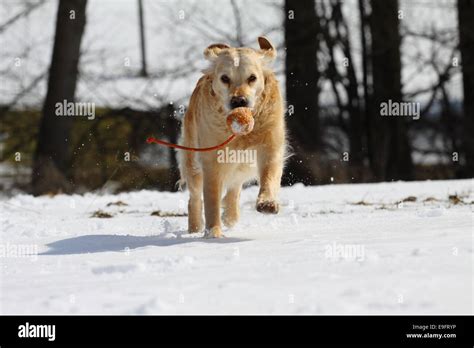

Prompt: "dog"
[177,36,286,238]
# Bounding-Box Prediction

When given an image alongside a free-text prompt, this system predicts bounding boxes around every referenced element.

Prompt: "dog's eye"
[220,75,230,84]
[248,74,257,83]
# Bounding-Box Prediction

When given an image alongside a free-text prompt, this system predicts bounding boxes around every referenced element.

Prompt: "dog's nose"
[230,96,248,109]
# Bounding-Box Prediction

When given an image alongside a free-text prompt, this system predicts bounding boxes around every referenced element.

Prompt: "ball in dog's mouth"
[226,107,254,136]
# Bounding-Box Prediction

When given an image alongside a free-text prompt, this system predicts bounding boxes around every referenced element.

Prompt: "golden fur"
[178,37,286,238]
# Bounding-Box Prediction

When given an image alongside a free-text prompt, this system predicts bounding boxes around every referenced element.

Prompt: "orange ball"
[226,107,254,135]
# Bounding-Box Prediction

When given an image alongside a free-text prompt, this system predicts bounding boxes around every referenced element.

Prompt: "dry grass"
[106,201,128,207]
[150,210,187,217]
[91,210,113,218]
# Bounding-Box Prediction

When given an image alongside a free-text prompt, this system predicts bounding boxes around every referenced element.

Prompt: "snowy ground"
[0,179,472,314]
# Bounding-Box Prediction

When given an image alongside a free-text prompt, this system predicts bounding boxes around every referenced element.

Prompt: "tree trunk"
[332,1,366,181]
[458,0,474,177]
[138,0,148,77]
[359,0,373,180]
[32,0,88,195]
[284,0,320,151]
[283,0,321,185]
[369,0,413,181]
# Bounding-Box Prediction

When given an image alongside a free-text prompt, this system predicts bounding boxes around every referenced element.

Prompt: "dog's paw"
[188,226,202,234]
[256,199,279,214]
[204,226,224,238]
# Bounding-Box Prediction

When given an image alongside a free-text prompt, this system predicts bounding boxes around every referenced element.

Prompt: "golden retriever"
[178,37,286,238]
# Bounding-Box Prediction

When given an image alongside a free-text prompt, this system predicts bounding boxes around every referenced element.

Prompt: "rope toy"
[146,107,254,152]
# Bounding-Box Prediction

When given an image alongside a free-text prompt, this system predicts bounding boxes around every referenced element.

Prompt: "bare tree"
[359,0,373,179]
[284,0,321,184]
[319,0,366,181]
[0,1,46,34]
[32,0,88,195]
[458,0,474,177]
[285,0,320,151]
[137,0,148,77]
[369,0,413,181]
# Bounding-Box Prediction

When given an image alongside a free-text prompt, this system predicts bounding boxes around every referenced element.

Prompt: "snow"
[0,179,472,314]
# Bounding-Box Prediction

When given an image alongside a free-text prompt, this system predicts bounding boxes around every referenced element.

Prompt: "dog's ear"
[257,36,277,63]
[204,43,230,61]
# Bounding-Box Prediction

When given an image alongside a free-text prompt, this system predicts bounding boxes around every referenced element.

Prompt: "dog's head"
[204,37,277,112]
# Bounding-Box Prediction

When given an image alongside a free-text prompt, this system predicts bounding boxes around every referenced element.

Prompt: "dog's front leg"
[202,158,224,238]
[256,148,283,214]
